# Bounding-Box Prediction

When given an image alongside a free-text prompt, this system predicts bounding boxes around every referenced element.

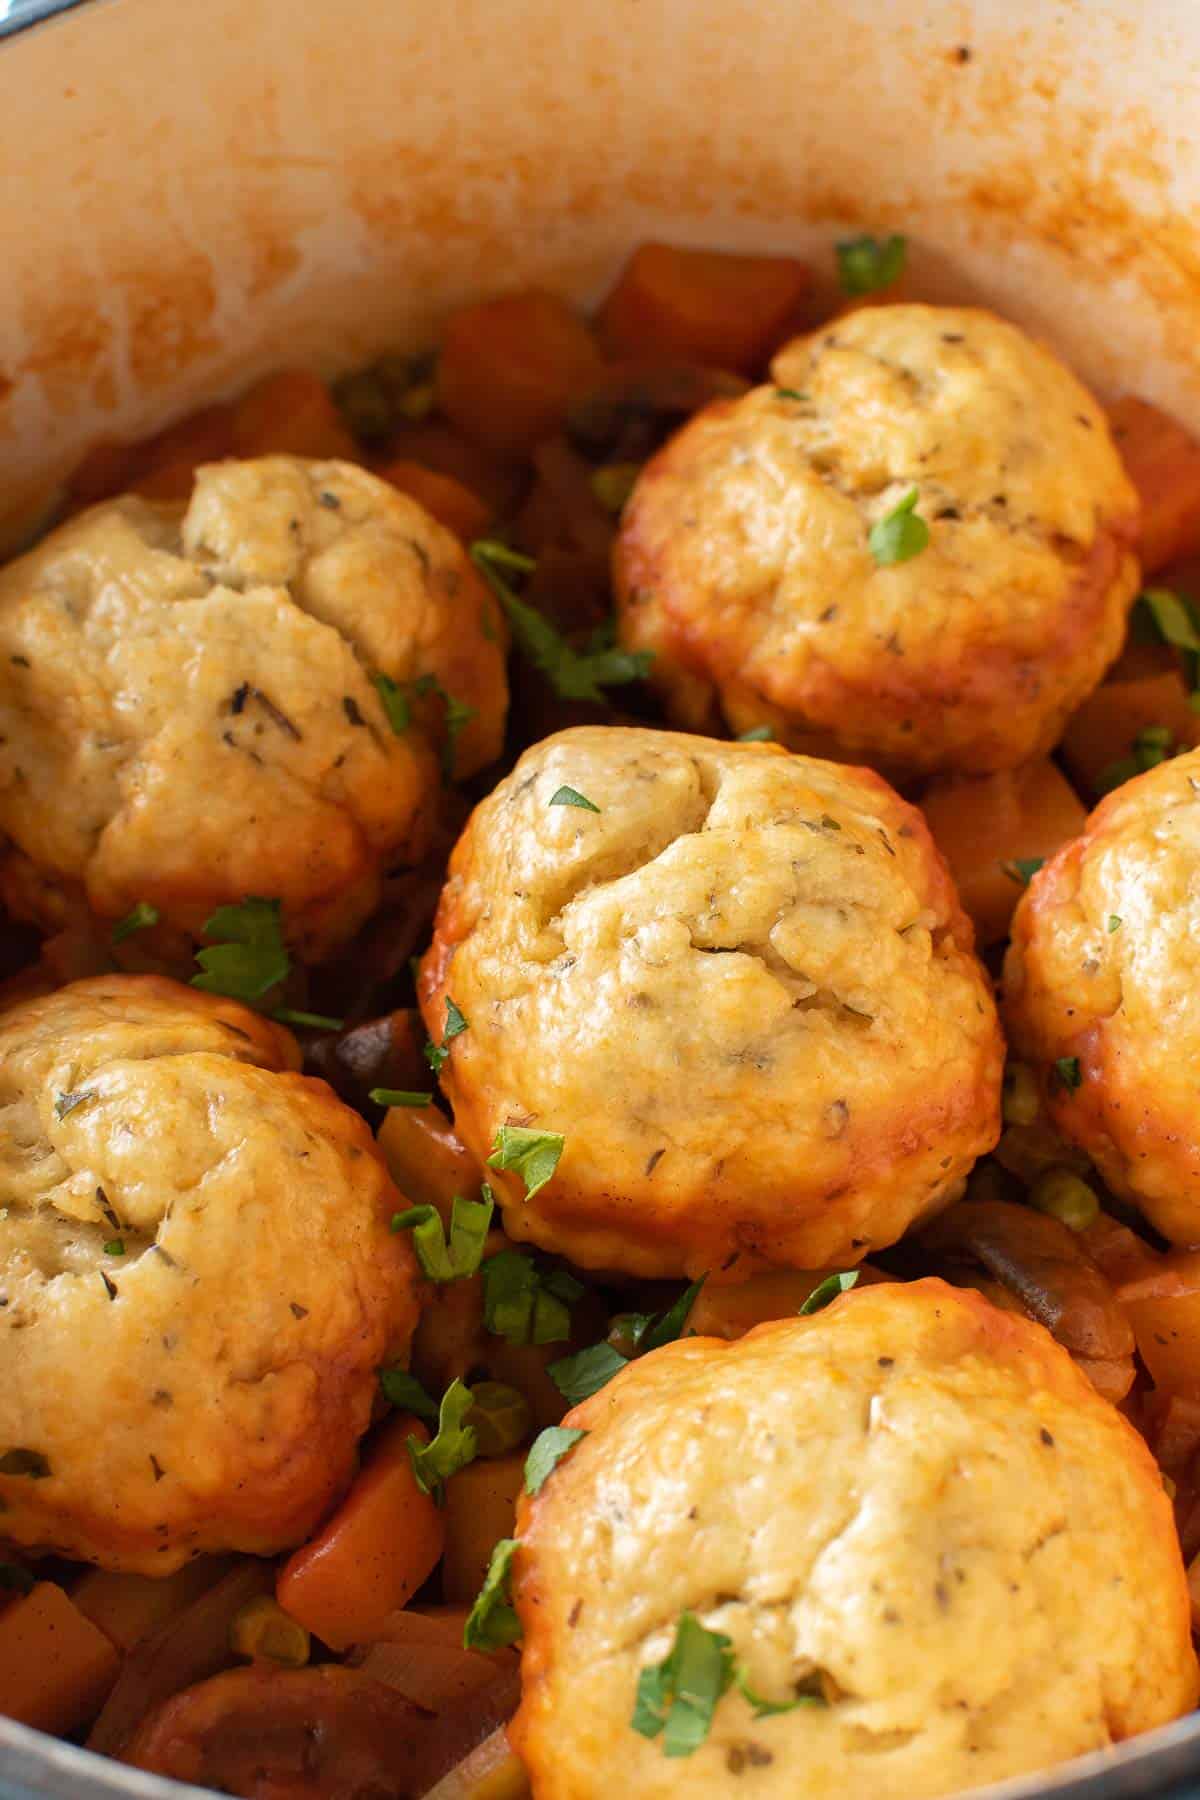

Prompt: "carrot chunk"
[1118,1251,1200,1395]
[232,369,357,461]
[597,242,812,374]
[0,1582,121,1734]
[1109,394,1200,574]
[1060,670,1200,797]
[275,1414,444,1651]
[436,290,603,457]
[376,459,491,541]
[921,759,1088,944]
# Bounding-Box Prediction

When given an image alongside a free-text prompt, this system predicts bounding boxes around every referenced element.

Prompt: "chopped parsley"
[1097,724,1178,794]
[373,671,411,736]
[737,725,775,742]
[407,1378,478,1502]
[548,1342,630,1404]
[111,901,160,945]
[549,785,601,813]
[632,1614,735,1757]
[424,996,468,1075]
[378,1366,439,1423]
[471,540,654,701]
[191,897,289,1002]
[1108,915,1122,932]
[550,1278,705,1401]
[799,1269,860,1315]
[102,1239,125,1257]
[392,1190,494,1283]
[370,1088,433,1109]
[1000,857,1045,887]
[411,673,475,780]
[868,488,929,566]
[481,1249,582,1346]
[463,1537,522,1651]
[836,233,907,296]
[487,1126,564,1201]
[524,1426,588,1495]
[735,1666,826,1718]
[1054,1056,1082,1093]
[774,388,806,402]
[273,1008,344,1031]
[53,1089,95,1120]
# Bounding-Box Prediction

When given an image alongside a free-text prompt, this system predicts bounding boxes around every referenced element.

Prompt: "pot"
[0,0,1198,1793]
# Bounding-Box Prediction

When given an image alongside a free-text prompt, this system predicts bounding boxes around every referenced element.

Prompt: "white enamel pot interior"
[1,0,1199,1793]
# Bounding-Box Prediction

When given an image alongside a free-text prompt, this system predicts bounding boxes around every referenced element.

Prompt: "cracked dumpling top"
[420,726,1002,1277]
[1004,747,1200,1244]
[615,305,1140,777]
[0,975,420,1572]
[510,1279,1198,1800]
[0,456,508,960]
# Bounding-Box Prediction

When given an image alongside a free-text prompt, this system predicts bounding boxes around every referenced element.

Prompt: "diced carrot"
[921,758,1089,944]
[1118,1249,1200,1394]
[387,421,526,516]
[436,290,603,457]
[231,369,358,461]
[1059,671,1200,796]
[275,1414,444,1651]
[1079,1212,1160,1289]
[131,404,235,500]
[689,1268,887,1340]
[376,459,491,541]
[441,1453,524,1606]
[73,1557,233,1654]
[0,1582,121,1734]
[377,1105,485,1224]
[1109,395,1200,574]
[597,242,812,374]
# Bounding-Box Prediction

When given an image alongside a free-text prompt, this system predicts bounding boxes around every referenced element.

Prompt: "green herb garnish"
[471,540,654,701]
[868,488,929,566]
[799,1269,860,1315]
[392,1190,494,1283]
[836,233,907,296]
[370,1088,433,1109]
[1054,1056,1082,1093]
[591,463,641,514]
[373,671,411,735]
[548,1341,630,1404]
[378,1366,439,1423]
[102,1239,125,1257]
[632,1614,735,1757]
[111,901,160,945]
[524,1426,588,1495]
[774,388,806,402]
[424,995,468,1075]
[737,725,775,742]
[619,1277,706,1356]
[1108,915,1122,932]
[549,786,601,814]
[191,897,289,1002]
[407,1378,477,1502]
[463,1537,522,1651]
[53,1089,94,1120]
[273,1008,344,1032]
[735,1665,826,1718]
[1000,857,1045,887]
[1097,724,1177,794]
[480,1249,582,1346]
[488,1126,565,1202]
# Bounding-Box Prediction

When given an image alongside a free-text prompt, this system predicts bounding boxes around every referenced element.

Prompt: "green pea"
[1001,1062,1040,1127]
[1029,1167,1100,1233]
